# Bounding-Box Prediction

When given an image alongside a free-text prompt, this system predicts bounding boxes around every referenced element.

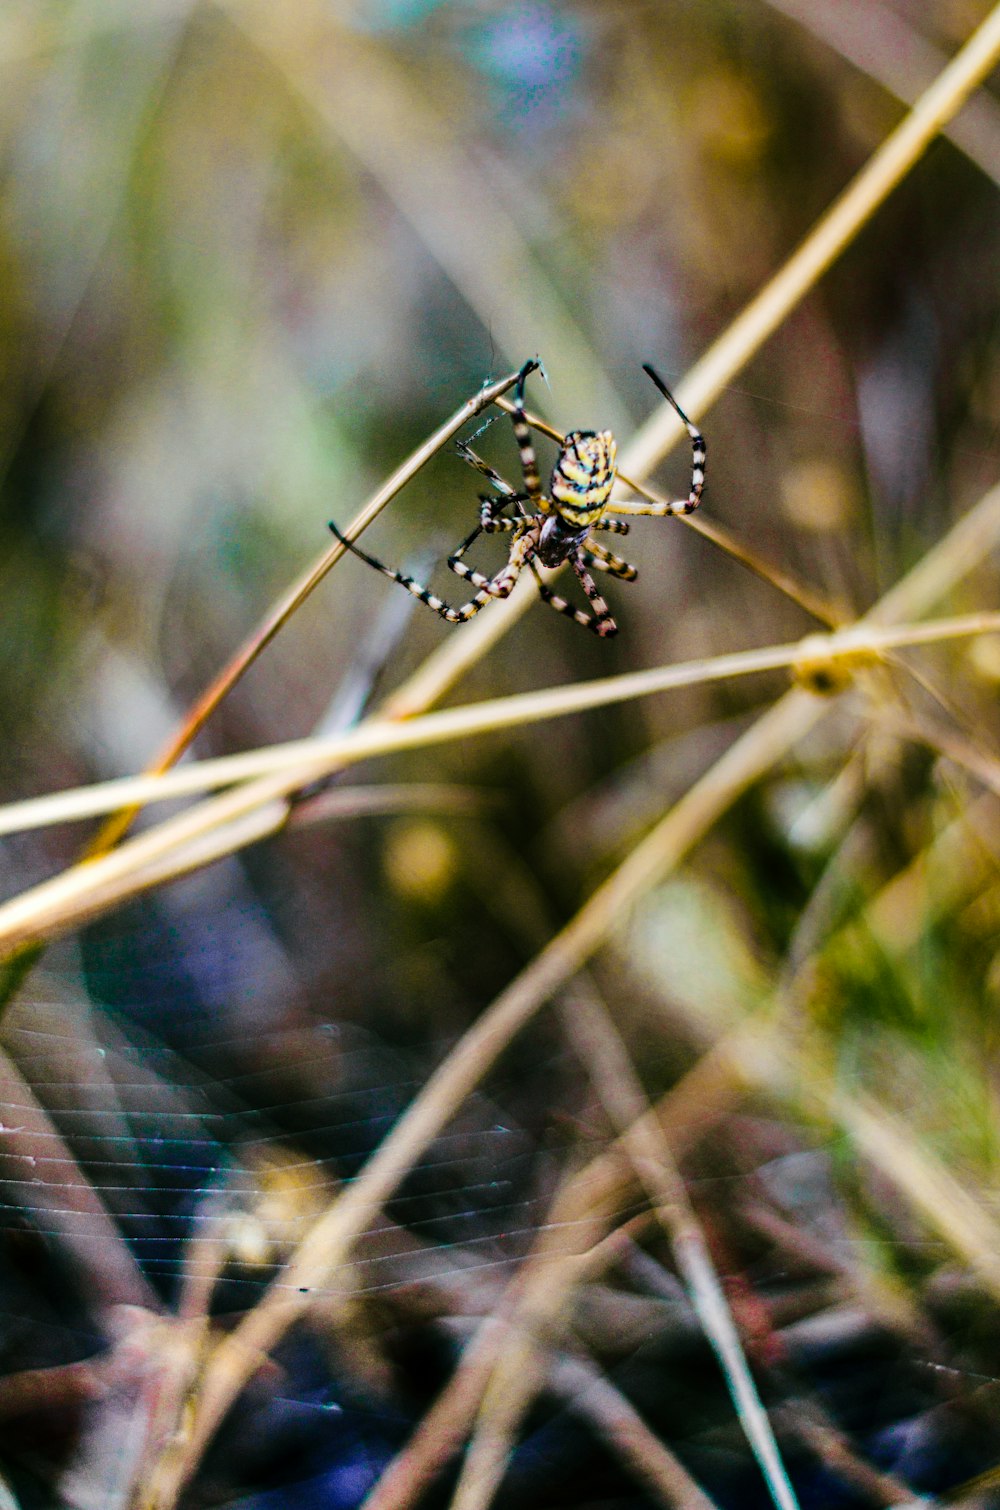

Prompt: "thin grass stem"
[1,610,996,848]
[562,992,800,1510]
[622,3,1000,479]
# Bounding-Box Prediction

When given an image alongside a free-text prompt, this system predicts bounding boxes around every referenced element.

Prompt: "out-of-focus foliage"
[1,3,1000,1508]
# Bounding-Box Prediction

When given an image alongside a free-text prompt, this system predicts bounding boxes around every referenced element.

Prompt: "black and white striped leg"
[455,440,519,500]
[613,365,705,517]
[478,510,519,535]
[454,444,535,533]
[591,517,631,536]
[444,501,527,591]
[329,518,520,625]
[477,493,530,530]
[583,536,638,581]
[447,515,522,589]
[572,553,618,636]
[446,509,516,574]
[443,521,487,585]
[528,559,619,638]
[510,359,544,503]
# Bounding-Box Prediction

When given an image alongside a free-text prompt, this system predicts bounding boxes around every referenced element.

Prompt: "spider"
[328,360,706,638]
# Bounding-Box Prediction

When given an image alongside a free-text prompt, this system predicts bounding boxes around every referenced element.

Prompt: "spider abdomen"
[550,429,617,527]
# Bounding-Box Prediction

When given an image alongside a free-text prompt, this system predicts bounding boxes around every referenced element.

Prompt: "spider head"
[550,429,617,526]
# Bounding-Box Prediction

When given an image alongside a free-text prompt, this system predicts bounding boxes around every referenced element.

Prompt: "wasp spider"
[328,360,705,638]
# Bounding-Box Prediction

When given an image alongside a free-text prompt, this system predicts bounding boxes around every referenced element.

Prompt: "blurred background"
[1,2,1000,1507]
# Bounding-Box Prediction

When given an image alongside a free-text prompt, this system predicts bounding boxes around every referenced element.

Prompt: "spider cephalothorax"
[329,360,705,638]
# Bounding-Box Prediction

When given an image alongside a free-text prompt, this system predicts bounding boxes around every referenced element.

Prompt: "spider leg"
[582,537,638,581]
[460,356,543,510]
[478,513,519,535]
[448,506,516,572]
[527,555,619,638]
[455,439,519,499]
[447,515,521,586]
[444,490,530,590]
[475,490,531,529]
[452,510,519,568]
[442,519,489,582]
[609,367,705,518]
[329,518,527,625]
[510,359,544,503]
[572,553,618,636]
[455,442,534,531]
[590,517,630,536]
[528,561,590,631]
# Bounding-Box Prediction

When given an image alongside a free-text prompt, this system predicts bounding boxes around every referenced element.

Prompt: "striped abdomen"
[550,429,617,528]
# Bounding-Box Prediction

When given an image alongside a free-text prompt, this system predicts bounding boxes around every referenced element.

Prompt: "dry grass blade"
[448,1304,573,1508]
[458,1356,724,1510]
[548,1353,722,1510]
[787,1410,920,1507]
[834,1093,1000,1303]
[685,1016,1000,1310]
[762,0,1000,186]
[4,605,1000,951]
[359,1318,510,1510]
[286,781,489,828]
[1,611,997,849]
[867,478,1000,626]
[624,1,1000,475]
[451,1338,724,1510]
[562,991,799,1510]
[860,792,1000,958]
[875,705,1000,804]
